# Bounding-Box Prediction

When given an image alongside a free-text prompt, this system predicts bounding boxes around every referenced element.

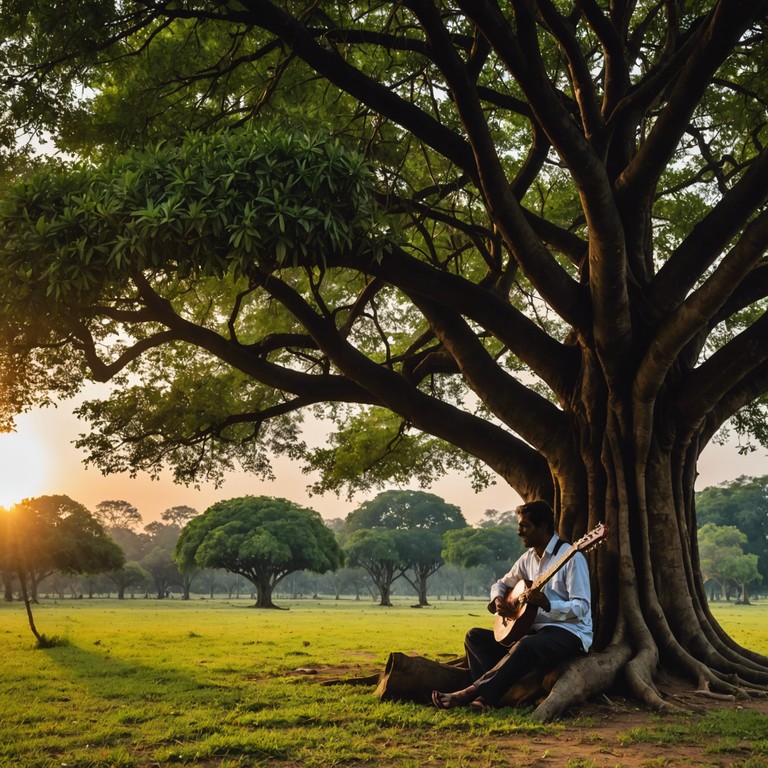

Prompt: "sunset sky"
[1,397,765,526]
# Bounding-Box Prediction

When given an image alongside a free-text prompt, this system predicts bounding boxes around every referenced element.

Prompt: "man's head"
[515,500,555,552]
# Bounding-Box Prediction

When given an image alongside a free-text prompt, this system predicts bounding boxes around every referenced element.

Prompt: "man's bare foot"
[431,685,478,710]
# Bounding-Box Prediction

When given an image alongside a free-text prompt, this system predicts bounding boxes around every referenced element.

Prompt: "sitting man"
[432,499,592,711]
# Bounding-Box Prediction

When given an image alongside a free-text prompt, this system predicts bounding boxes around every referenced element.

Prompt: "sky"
[0,398,765,527]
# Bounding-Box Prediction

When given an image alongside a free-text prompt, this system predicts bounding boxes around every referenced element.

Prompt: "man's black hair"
[516,500,555,534]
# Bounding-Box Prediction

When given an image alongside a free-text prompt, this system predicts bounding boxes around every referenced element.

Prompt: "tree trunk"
[739,583,751,606]
[539,406,768,719]
[3,572,13,602]
[17,571,43,644]
[254,575,279,608]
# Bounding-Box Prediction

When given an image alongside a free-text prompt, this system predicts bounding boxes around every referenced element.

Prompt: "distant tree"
[104,525,150,598]
[325,518,346,534]
[94,500,142,530]
[104,561,149,600]
[174,496,343,608]
[442,526,524,583]
[696,476,768,590]
[343,527,410,607]
[177,564,200,600]
[396,528,446,607]
[161,505,199,527]
[141,521,183,598]
[220,572,249,599]
[345,490,467,605]
[196,568,221,599]
[478,509,519,529]
[698,523,762,605]
[141,545,181,599]
[2,569,14,602]
[1,495,123,643]
[333,566,372,601]
[107,525,149,561]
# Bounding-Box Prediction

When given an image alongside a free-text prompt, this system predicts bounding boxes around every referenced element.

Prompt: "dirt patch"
[513,685,768,767]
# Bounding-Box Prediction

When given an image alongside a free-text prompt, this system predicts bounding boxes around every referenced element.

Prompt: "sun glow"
[0,429,50,509]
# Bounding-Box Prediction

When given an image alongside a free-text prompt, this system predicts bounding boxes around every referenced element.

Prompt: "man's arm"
[546,552,591,621]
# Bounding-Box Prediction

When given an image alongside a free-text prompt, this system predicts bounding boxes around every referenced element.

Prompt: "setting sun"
[0,429,50,509]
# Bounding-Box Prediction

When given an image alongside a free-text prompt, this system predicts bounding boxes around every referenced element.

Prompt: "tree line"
[1,490,524,617]
[3,478,764,641]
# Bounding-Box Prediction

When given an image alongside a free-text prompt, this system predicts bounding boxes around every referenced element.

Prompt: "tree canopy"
[2,0,768,718]
[443,525,524,579]
[174,496,343,608]
[1,495,124,586]
[0,494,124,642]
[345,490,467,533]
[94,500,143,530]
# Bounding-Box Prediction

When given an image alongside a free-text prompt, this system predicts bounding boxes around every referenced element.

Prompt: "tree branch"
[360,245,581,401]
[413,295,569,461]
[68,321,178,382]
[235,0,477,177]
[700,360,768,447]
[615,1,767,209]
[404,0,585,329]
[676,309,768,433]
[129,271,378,407]
[633,209,768,464]
[252,269,552,491]
[648,144,768,315]
[456,0,632,377]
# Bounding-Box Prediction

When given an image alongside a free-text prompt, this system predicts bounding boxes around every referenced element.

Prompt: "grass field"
[1,597,767,767]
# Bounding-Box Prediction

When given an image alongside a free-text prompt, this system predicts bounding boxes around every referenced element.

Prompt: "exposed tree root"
[532,643,632,721]
[693,688,736,701]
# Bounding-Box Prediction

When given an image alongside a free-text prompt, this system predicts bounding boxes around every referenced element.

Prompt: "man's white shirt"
[489,534,593,652]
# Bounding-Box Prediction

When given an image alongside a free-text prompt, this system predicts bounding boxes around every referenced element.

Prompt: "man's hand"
[523,589,551,612]
[494,596,515,618]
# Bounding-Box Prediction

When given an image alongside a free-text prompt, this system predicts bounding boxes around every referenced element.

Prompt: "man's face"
[517,512,550,550]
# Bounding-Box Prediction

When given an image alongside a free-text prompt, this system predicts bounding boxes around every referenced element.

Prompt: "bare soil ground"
[497,675,768,768]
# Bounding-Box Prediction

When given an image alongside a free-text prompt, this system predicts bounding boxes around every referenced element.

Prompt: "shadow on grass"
[42,641,235,709]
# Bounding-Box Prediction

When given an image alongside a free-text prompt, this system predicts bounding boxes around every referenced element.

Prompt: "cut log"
[375,652,472,704]
[374,651,552,707]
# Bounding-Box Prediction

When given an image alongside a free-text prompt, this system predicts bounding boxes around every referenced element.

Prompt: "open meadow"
[1,597,767,768]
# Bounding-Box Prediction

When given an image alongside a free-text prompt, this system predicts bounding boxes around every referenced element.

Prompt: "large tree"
[174,496,343,608]
[1,1,768,717]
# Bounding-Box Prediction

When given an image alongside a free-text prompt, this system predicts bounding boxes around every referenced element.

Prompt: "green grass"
[709,600,768,655]
[0,597,766,767]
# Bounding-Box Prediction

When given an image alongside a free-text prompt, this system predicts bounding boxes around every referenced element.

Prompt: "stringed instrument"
[493,522,607,647]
